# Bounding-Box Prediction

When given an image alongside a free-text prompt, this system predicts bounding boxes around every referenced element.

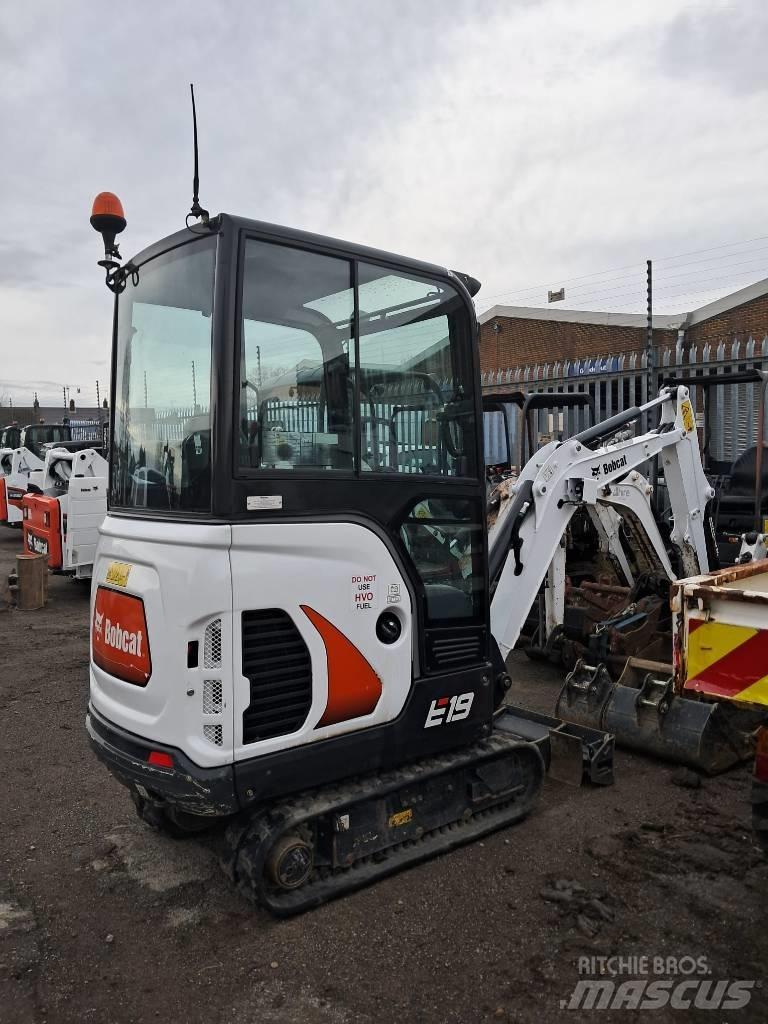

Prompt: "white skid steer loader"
[22,446,108,579]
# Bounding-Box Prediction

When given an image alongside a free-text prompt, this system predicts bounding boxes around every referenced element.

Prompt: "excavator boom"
[489,386,714,658]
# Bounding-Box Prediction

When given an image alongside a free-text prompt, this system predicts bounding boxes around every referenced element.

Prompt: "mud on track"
[0,526,766,1023]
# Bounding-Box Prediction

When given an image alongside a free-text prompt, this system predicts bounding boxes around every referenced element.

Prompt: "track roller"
[266,833,314,889]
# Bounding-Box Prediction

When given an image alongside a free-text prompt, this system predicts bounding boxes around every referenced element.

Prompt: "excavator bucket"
[604,680,738,774]
[496,704,614,786]
[555,660,615,730]
[557,658,759,775]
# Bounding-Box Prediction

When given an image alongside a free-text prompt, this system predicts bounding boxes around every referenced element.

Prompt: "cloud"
[301,0,768,313]
[659,2,768,95]
[0,0,767,404]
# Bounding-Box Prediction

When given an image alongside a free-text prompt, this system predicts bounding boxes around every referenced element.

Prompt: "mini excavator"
[85,183,724,913]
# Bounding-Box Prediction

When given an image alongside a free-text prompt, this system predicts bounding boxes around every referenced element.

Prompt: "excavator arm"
[489,386,714,659]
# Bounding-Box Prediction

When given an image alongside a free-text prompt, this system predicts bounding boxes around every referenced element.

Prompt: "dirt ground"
[0,526,766,1024]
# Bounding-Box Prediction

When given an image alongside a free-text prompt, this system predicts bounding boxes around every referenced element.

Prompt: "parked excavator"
[480,371,768,780]
[86,175,747,913]
[496,403,765,775]
[661,370,768,565]
[483,390,595,535]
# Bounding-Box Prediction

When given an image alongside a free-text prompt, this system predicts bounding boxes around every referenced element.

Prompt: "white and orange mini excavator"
[86,176,718,913]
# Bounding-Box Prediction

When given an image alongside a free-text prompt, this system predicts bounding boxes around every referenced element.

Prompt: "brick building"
[0,405,106,429]
[478,277,768,376]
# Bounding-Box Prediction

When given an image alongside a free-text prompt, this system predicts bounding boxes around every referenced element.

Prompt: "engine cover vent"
[241,609,312,744]
[204,724,223,746]
[426,629,485,671]
[204,618,222,669]
[203,679,223,715]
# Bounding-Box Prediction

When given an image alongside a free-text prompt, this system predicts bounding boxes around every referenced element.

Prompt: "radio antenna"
[188,84,209,226]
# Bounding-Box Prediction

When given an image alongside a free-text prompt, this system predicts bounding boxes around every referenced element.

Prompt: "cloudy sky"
[1,0,767,407]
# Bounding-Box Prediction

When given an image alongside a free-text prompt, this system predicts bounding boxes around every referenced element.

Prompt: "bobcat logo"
[94,609,104,640]
[591,466,601,477]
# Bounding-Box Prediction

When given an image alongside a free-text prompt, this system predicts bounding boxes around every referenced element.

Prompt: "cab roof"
[126,213,481,297]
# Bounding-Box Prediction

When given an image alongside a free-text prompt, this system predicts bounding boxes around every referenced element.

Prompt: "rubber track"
[224,734,544,916]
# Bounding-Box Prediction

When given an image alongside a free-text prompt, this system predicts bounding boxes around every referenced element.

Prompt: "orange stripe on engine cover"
[301,605,382,728]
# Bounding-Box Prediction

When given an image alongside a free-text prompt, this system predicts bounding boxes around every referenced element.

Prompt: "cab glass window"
[399,498,485,622]
[239,240,355,471]
[357,263,476,478]
[112,236,215,512]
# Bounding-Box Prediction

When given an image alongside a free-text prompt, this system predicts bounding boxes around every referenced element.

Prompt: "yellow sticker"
[388,808,413,828]
[681,399,695,433]
[105,561,132,588]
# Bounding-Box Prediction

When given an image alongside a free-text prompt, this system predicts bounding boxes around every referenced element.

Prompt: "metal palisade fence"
[129,394,450,472]
[121,335,768,474]
[481,336,768,469]
[67,418,106,442]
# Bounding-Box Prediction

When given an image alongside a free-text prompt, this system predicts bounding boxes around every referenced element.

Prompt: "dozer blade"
[548,729,585,787]
[224,733,544,916]
[495,704,614,786]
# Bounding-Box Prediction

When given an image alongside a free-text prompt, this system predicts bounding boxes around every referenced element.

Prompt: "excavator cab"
[87,214,531,838]
[87,193,630,910]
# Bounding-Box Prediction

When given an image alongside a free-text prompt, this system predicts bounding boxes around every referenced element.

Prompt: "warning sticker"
[681,400,695,433]
[351,573,378,612]
[388,808,413,828]
[105,561,132,588]
[246,495,283,511]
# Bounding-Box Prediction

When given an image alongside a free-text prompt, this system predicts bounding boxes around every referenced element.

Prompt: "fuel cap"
[376,611,401,644]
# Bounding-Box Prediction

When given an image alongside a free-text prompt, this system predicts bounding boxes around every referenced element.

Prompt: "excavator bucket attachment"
[557,658,760,775]
[604,678,731,774]
[495,704,614,786]
[609,658,763,773]
[615,657,673,689]
[555,660,615,730]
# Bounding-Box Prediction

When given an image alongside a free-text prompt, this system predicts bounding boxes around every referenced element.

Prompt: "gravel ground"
[0,525,766,1024]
